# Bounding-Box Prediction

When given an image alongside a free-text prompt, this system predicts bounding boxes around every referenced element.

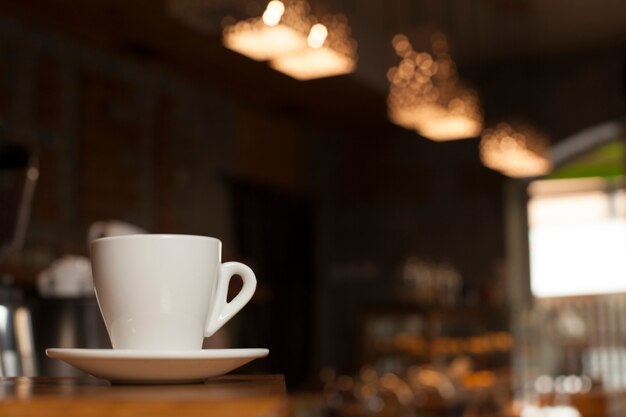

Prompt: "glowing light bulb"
[307,23,328,48]
[262,1,285,27]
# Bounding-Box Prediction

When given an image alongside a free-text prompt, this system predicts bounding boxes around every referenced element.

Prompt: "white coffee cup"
[90,234,256,350]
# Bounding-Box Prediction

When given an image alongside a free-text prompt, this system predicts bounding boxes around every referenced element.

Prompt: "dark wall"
[464,45,626,140]
[311,130,506,373]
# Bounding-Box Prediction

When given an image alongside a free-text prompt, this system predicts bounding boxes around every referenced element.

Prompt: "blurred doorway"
[229,179,315,390]
[509,127,626,398]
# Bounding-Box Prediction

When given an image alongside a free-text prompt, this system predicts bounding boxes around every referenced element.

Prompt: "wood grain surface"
[0,375,289,417]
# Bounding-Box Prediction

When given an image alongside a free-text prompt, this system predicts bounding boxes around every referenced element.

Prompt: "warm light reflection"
[223,0,310,61]
[223,1,357,80]
[520,405,581,417]
[271,14,357,80]
[270,44,355,80]
[479,122,552,178]
[387,33,483,141]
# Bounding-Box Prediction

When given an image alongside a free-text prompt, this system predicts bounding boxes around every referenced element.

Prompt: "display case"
[360,304,512,374]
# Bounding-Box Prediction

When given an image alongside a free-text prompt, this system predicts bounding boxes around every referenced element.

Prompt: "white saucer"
[46,348,269,384]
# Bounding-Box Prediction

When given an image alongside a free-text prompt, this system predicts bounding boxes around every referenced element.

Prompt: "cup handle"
[205,262,257,337]
[87,221,107,243]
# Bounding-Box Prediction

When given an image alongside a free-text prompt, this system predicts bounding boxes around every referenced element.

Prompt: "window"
[529,177,626,297]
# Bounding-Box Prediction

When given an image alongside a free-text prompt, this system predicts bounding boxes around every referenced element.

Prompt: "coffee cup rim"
[91,234,222,244]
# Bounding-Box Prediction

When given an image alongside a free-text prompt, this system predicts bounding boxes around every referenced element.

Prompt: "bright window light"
[528,178,626,298]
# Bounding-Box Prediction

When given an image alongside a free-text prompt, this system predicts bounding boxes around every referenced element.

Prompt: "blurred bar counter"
[534,390,626,417]
[287,388,626,417]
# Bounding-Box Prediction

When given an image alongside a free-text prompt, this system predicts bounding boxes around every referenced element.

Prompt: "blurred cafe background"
[1,0,626,416]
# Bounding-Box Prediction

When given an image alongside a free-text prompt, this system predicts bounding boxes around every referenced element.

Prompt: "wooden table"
[0,375,289,417]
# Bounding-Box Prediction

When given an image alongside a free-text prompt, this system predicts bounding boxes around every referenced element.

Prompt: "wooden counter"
[0,375,289,417]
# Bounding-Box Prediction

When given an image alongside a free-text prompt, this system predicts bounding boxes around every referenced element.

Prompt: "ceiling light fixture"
[222,0,310,61]
[387,33,483,141]
[479,122,553,178]
[270,14,358,80]
[223,0,357,80]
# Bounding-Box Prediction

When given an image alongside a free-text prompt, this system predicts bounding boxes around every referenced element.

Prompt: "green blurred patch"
[548,140,624,180]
